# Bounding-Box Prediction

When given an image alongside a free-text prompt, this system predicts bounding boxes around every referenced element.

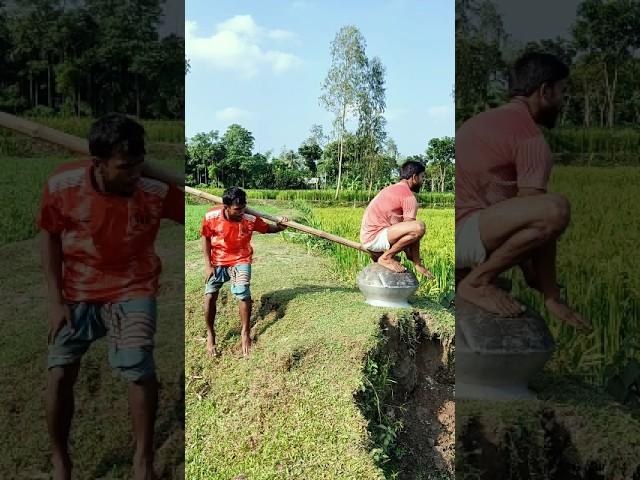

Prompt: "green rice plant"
[200,187,454,208]
[510,166,640,385]
[283,203,454,306]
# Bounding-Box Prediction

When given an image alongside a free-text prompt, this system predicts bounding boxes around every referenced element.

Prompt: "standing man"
[39,113,184,480]
[360,160,433,277]
[201,186,288,358]
[456,52,590,330]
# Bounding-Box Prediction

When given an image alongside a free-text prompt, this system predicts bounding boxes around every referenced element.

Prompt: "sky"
[185,0,454,157]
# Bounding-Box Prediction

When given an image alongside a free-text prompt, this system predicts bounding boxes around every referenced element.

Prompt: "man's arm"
[202,235,213,280]
[516,187,562,299]
[266,216,288,233]
[40,231,73,342]
[40,231,64,304]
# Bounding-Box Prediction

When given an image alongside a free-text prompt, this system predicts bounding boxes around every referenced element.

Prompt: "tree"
[298,143,322,176]
[221,124,255,187]
[357,55,387,197]
[320,25,367,199]
[186,131,225,186]
[573,0,640,127]
[425,137,455,192]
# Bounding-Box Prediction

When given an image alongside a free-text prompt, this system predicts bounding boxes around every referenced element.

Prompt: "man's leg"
[129,376,158,480]
[378,220,426,272]
[239,299,253,356]
[403,237,433,278]
[458,193,570,316]
[204,292,219,357]
[46,362,80,480]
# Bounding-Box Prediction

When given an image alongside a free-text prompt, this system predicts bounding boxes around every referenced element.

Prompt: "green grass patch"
[197,186,454,208]
[185,228,454,479]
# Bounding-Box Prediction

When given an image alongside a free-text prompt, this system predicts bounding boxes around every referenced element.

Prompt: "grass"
[509,166,640,386]
[0,221,185,478]
[546,128,640,165]
[0,127,185,476]
[184,203,454,479]
[457,371,640,478]
[19,116,185,143]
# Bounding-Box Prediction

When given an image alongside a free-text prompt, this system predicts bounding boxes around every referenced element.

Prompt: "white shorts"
[455,212,487,269]
[363,228,391,252]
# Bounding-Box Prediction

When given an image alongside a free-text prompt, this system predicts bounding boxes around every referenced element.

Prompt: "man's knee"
[48,364,79,389]
[413,220,426,238]
[544,193,571,233]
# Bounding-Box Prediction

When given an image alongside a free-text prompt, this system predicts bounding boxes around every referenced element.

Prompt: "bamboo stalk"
[185,186,369,253]
[0,111,89,154]
[0,111,368,254]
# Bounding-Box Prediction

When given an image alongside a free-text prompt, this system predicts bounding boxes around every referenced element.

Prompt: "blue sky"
[185,0,454,157]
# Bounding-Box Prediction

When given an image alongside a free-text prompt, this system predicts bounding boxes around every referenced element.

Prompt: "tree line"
[0,0,185,119]
[456,0,640,128]
[186,123,454,193]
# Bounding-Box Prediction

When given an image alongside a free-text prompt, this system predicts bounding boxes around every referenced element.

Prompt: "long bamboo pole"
[0,111,370,253]
[186,186,369,253]
[0,111,89,154]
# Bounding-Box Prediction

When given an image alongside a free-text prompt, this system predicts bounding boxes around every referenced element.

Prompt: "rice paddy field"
[285,204,455,307]
[510,165,640,386]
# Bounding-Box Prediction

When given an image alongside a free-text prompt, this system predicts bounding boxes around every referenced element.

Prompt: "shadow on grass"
[218,285,357,347]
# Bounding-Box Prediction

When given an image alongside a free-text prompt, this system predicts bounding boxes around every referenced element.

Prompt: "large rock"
[356,263,419,308]
[456,297,555,400]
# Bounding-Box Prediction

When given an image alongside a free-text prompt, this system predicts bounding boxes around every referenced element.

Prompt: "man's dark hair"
[508,52,570,98]
[222,186,247,206]
[399,160,426,180]
[89,113,146,160]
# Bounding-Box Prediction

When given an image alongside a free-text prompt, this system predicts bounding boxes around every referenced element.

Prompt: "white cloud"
[427,105,454,119]
[186,16,301,78]
[215,107,254,122]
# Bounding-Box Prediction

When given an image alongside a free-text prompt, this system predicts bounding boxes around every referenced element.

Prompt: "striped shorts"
[205,264,252,300]
[47,297,157,382]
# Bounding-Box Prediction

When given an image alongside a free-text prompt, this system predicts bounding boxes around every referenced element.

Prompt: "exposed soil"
[380,314,455,479]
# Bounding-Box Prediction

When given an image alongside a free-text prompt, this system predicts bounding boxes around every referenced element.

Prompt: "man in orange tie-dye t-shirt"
[456,52,589,331]
[201,186,288,358]
[38,113,183,480]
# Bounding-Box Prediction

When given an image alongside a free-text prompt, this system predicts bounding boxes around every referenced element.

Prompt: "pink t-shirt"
[455,100,553,225]
[360,182,418,244]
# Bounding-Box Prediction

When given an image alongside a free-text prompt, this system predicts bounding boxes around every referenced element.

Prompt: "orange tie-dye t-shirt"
[455,100,553,226]
[200,207,270,267]
[37,160,184,303]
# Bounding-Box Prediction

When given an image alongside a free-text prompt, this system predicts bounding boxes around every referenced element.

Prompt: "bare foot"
[241,333,251,356]
[415,264,434,279]
[133,459,157,480]
[545,297,592,332]
[378,255,406,273]
[52,455,71,480]
[206,334,219,358]
[458,279,524,317]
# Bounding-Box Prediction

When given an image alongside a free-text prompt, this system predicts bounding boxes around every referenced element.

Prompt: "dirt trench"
[362,313,455,480]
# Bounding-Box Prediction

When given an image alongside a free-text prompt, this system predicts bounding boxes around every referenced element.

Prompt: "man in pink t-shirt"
[360,160,433,277]
[456,52,589,331]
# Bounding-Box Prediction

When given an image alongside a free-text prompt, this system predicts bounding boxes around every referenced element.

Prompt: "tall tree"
[573,0,640,127]
[320,25,367,199]
[425,137,455,193]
